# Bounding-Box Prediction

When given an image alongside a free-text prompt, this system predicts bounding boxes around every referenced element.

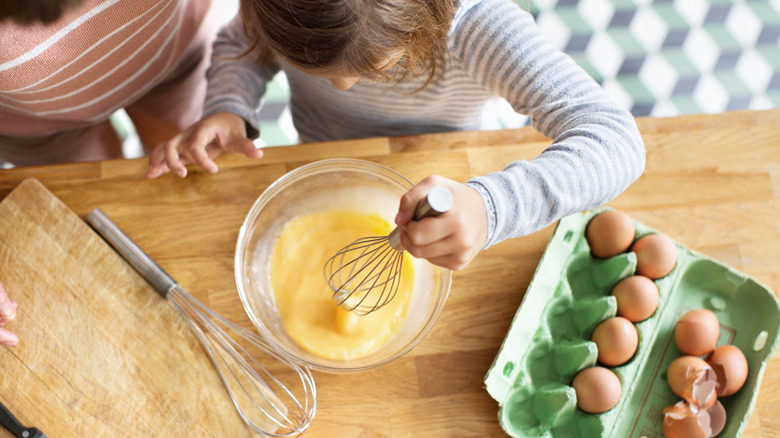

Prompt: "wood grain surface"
[0,179,256,437]
[0,109,778,437]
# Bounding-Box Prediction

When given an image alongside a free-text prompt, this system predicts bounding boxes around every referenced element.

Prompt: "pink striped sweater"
[0,0,217,165]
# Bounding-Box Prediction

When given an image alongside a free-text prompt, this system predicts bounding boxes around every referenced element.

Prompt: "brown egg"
[707,344,749,396]
[591,316,639,367]
[611,275,660,322]
[571,366,622,414]
[585,210,636,259]
[667,356,718,409]
[631,233,677,279]
[675,309,720,356]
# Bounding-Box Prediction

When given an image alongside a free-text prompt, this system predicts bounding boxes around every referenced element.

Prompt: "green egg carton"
[484,207,780,437]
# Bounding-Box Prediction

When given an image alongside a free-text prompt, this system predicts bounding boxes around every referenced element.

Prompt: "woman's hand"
[395,175,488,271]
[0,281,18,346]
[146,112,263,179]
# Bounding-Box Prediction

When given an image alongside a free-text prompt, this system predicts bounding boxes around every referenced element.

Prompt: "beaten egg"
[270,209,415,360]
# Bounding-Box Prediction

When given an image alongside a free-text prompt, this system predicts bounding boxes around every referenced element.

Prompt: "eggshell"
[591,317,639,367]
[631,233,677,279]
[585,210,635,259]
[611,275,660,322]
[662,400,726,438]
[662,401,709,438]
[667,356,718,410]
[675,309,720,356]
[707,344,749,396]
[571,366,622,414]
[708,400,727,436]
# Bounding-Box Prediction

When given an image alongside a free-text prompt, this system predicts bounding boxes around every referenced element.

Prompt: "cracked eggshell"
[667,356,719,410]
[707,345,748,397]
[662,400,726,438]
[662,401,709,438]
[708,400,727,436]
[663,400,726,438]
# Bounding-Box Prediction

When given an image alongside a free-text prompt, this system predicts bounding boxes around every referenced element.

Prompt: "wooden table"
[0,109,778,437]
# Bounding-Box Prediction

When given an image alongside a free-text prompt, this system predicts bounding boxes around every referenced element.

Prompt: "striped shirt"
[0,0,212,137]
[204,0,646,247]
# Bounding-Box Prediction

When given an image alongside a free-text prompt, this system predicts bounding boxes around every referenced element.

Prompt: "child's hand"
[396,175,488,271]
[0,281,18,347]
[146,112,263,179]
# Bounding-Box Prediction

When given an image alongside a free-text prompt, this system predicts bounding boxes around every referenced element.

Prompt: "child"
[146,0,646,271]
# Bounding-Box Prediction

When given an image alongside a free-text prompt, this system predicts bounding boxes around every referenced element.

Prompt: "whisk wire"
[326,237,404,315]
[86,209,316,437]
[323,185,454,315]
[169,286,316,436]
[326,236,388,289]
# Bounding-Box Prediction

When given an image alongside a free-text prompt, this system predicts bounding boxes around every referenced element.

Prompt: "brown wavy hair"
[239,0,455,88]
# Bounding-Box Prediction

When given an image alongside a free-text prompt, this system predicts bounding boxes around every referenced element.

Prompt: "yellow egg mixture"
[270,209,414,360]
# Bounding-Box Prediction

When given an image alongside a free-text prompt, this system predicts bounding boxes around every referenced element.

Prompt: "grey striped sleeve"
[203,15,278,137]
[456,0,646,247]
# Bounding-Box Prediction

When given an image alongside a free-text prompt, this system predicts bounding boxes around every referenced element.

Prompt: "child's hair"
[0,0,84,24]
[239,0,455,87]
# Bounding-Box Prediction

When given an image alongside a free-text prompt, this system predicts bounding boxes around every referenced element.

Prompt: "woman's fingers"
[0,327,18,346]
[0,283,18,346]
[0,282,16,324]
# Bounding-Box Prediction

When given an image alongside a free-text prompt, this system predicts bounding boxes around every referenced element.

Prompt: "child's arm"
[457,0,644,248]
[401,0,645,269]
[146,15,277,178]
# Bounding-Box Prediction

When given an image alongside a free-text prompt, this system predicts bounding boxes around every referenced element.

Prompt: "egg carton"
[484,207,780,437]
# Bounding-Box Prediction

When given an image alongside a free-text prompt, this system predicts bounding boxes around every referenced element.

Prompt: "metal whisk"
[87,209,316,437]
[324,185,453,315]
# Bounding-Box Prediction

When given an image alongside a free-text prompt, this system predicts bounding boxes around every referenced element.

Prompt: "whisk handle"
[412,185,454,221]
[389,185,453,249]
[87,209,177,298]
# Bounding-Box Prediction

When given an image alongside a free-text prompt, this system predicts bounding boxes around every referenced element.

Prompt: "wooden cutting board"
[0,179,255,437]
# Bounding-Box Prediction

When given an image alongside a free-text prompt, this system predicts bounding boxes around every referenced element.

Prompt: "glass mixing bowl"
[235,158,452,373]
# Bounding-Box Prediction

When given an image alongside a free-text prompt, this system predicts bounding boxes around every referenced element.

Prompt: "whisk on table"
[324,185,453,315]
[88,209,315,437]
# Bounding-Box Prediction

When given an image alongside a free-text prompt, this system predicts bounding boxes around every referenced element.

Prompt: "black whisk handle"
[87,208,177,298]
